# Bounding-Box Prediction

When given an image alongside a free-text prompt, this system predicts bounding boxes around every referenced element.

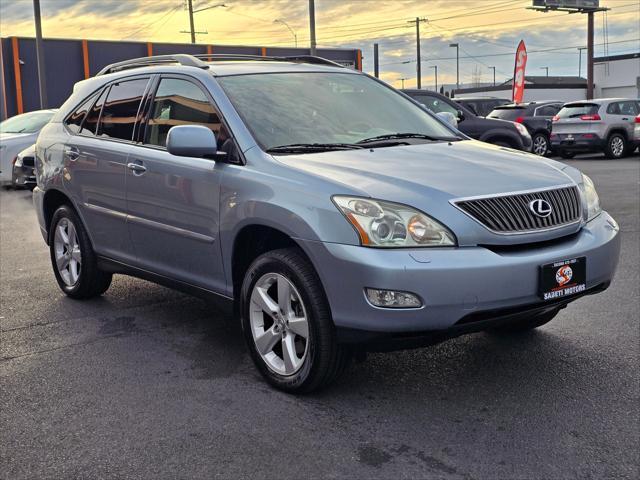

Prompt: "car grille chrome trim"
[452,184,582,234]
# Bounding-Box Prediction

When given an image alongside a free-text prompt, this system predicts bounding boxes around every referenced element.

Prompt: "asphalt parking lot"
[1,153,638,479]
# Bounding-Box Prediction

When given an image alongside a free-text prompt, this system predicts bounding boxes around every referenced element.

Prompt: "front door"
[126,76,229,293]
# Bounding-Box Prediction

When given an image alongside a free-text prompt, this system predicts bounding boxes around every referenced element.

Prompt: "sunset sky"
[1,0,638,88]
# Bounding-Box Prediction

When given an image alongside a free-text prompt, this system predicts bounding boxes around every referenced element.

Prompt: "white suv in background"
[551,99,640,159]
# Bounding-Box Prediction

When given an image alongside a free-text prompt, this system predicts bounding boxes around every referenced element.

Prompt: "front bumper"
[300,211,620,338]
[12,165,36,187]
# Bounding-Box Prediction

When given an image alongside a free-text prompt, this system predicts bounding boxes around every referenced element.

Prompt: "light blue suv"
[33,55,620,392]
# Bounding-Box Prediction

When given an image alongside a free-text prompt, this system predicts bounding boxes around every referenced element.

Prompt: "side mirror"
[436,111,458,129]
[166,125,218,159]
[456,109,466,122]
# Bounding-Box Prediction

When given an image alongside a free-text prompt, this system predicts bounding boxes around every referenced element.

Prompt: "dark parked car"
[402,90,532,151]
[455,96,510,117]
[488,101,563,156]
[12,144,36,189]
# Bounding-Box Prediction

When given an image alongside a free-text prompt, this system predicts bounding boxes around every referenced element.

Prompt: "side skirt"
[97,256,234,315]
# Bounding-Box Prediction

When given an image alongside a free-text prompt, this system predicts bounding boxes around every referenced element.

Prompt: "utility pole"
[430,65,438,91]
[587,11,594,99]
[408,17,427,89]
[373,43,379,78]
[309,0,317,56]
[578,47,587,77]
[187,0,196,44]
[540,66,549,77]
[529,3,607,100]
[449,43,459,90]
[489,66,496,86]
[33,0,48,108]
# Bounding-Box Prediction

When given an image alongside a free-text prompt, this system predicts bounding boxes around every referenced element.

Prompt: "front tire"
[531,133,550,156]
[604,133,627,159]
[240,248,351,393]
[49,205,112,299]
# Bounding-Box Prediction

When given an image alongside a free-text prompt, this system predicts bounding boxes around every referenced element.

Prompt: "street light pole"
[400,77,408,89]
[489,66,496,86]
[33,0,48,109]
[449,43,459,90]
[578,47,587,77]
[430,65,438,91]
[540,66,549,77]
[309,0,317,56]
[274,19,297,47]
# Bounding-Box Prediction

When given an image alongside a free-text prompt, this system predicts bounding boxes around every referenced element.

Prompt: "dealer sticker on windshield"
[539,257,586,301]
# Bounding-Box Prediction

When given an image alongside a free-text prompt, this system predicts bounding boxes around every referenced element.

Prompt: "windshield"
[217,72,457,151]
[0,111,54,134]
[557,104,599,119]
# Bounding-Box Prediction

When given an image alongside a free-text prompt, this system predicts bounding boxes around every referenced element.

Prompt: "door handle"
[127,162,147,175]
[64,146,80,161]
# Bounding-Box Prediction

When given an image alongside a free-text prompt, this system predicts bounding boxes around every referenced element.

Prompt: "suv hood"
[275,140,573,203]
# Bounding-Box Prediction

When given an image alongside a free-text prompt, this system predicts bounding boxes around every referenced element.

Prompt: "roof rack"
[192,54,345,68]
[96,54,209,76]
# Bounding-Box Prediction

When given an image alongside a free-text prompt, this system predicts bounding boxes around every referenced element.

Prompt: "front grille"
[21,156,35,167]
[454,185,582,234]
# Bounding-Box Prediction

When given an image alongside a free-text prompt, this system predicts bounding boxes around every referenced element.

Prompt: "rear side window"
[145,78,228,147]
[535,105,561,117]
[606,101,639,116]
[98,78,149,141]
[65,93,98,134]
[557,104,599,119]
[411,94,458,115]
[487,107,524,120]
[81,88,108,136]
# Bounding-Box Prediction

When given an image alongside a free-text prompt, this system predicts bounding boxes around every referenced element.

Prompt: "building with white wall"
[594,52,640,98]
[452,76,587,103]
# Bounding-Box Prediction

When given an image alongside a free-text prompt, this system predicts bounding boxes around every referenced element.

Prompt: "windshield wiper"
[266,143,363,153]
[356,132,459,144]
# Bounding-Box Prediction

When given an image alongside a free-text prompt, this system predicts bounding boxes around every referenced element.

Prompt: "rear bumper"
[551,134,603,152]
[299,211,620,339]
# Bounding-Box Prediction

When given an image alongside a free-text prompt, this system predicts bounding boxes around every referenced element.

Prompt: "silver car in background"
[0,109,56,186]
[32,54,620,393]
[551,98,640,159]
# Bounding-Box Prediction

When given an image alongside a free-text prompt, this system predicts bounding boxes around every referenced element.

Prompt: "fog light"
[365,288,422,308]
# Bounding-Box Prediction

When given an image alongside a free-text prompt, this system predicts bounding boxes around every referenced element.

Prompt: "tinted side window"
[145,78,228,147]
[81,88,108,136]
[535,105,559,117]
[98,78,149,141]
[65,93,98,134]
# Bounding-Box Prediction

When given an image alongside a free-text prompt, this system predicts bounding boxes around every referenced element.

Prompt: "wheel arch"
[479,129,522,149]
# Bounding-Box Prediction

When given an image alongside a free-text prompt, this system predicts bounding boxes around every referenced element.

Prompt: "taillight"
[583,134,595,139]
[635,115,640,123]
[515,116,524,123]
[580,114,601,121]
[552,115,559,122]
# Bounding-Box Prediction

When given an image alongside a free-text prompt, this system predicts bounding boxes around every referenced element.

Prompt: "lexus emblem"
[529,199,552,218]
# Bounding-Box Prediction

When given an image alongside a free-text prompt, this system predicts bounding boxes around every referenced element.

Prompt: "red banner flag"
[512,40,527,103]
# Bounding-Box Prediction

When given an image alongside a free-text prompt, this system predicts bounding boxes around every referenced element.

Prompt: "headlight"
[332,196,456,247]
[580,174,601,221]
[513,122,531,139]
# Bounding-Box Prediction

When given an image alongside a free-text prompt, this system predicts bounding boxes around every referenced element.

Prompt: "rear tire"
[240,248,351,393]
[49,205,112,299]
[604,133,627,159]
[488,309,559,334]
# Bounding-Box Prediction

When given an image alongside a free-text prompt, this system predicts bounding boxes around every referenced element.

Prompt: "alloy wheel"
[610,136,624,157]
[533,135,548,156]
[53,218,81,286]
[249,273,310,376]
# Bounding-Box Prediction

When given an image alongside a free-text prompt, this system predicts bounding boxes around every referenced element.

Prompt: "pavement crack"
[0,334,122,361]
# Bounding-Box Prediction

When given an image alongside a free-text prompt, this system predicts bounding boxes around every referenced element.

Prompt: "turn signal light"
[580,114,601,121]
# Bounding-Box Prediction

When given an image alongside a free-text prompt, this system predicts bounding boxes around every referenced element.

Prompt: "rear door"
[125,75,230,293]
[63,77,151,262]
[605,100,639,139]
